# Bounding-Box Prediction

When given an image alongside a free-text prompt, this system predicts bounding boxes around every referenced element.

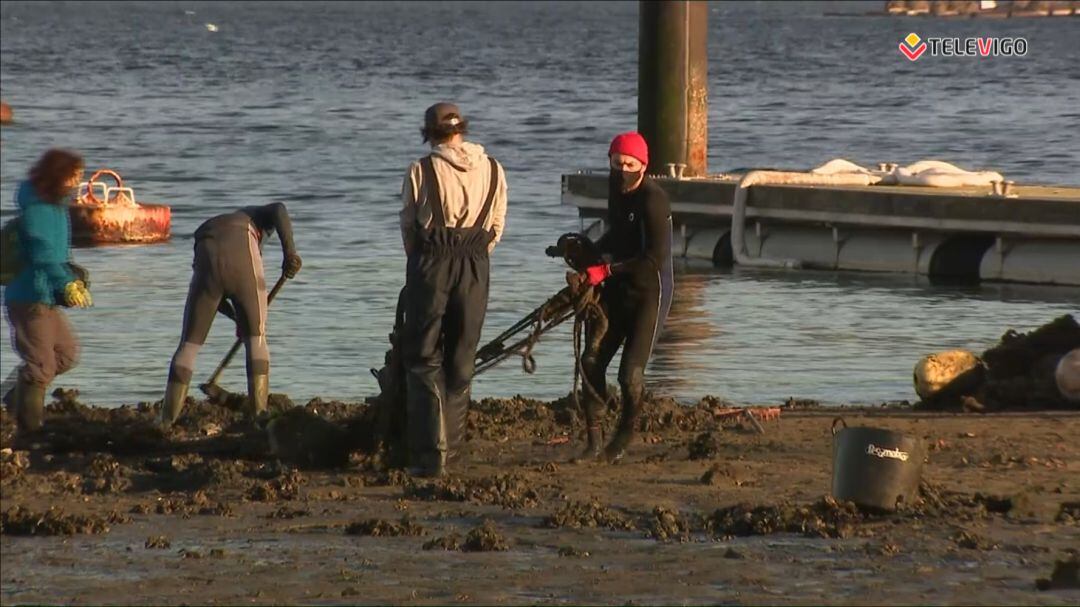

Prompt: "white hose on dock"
[731,169,881,268]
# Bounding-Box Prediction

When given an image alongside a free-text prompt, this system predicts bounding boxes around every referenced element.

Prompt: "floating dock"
[562,174,1080,286]
[566,2,1080,287]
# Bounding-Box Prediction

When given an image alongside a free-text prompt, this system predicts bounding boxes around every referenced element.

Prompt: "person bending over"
[159,203,301,427]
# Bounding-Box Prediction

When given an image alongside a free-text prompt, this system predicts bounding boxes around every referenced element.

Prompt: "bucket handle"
[831,417,847,436]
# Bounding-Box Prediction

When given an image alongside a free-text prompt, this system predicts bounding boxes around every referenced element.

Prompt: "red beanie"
[608,131,649,167]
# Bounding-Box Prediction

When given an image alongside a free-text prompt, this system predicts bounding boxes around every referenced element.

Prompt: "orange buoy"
[0,101,12,125]
[70,169,171,246]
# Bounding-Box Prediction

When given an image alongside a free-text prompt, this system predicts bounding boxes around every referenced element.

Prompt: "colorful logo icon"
[899,33,927,61]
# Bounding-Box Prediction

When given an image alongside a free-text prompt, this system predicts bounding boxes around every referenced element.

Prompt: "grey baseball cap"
[424,102,464,130]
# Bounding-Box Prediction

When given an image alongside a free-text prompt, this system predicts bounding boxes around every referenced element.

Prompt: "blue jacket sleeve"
[21,203,75,298]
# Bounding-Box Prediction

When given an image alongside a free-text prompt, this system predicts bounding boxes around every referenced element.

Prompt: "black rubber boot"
[575,392,605,461]
[404,369,449,477]
[580,425,604,461]
[15,378,47,434]
[405,366,448,471]
[604,395,642,464]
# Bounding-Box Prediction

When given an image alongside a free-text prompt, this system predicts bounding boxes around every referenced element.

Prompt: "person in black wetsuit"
[578,132,674,463]
[159,203,302,428]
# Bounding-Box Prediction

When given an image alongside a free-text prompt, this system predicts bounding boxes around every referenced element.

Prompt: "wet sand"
[2,394,1078,605]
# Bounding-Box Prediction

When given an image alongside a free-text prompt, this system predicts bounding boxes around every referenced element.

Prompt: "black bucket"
[831,418,926,512]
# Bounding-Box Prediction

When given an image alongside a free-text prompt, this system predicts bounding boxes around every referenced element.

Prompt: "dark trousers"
[402,232,490,462]
[168,228,269,385]
[580,284,663,423]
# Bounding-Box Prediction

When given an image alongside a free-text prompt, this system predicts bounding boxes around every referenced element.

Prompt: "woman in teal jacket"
[4,149,92,433]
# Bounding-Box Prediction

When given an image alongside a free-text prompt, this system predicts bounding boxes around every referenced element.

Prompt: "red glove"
[583,264,612,287]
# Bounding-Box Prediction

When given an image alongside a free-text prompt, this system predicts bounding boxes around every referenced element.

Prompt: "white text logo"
[900,33,1028,61]
[866,443,910,462]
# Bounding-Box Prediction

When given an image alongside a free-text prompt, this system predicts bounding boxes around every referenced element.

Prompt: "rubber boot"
[444,386,470,464]
[574,373,609,457]
[408,450,447,478]
[247,373,269,418]
[580,425,604,461]
[576,394,605,461]
[604,395,642,464]
[2,369,19,412]
[405,365,448,476]
[15,378,47,434]
[159,381,189,428]
[2,386,14,414]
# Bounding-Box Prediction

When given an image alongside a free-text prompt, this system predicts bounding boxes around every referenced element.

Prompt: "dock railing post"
[638,0,709,178]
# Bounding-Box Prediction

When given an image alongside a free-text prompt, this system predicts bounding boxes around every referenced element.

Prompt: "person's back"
[6,180,74,306]
[405,142,504,248]
[399,102,508,477]
[193,209,256,241]
[194,204,296,251]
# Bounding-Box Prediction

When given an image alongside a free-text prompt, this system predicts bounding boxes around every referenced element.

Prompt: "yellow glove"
[63,280,93,308]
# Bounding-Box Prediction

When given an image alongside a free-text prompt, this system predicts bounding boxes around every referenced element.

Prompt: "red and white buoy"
[70,169,171,246]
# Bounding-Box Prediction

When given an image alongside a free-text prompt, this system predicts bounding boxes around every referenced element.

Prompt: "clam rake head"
[545,232,604,273]
[472,233,603,376]
[200,381,230,405]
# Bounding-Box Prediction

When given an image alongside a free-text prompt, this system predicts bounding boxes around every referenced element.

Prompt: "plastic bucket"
[831,418,926,512]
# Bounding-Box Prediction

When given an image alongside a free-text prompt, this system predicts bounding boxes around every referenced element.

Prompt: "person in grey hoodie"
[399,102,508,477]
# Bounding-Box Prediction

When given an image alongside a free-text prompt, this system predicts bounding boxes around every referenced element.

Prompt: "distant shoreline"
[826,11,1078,18]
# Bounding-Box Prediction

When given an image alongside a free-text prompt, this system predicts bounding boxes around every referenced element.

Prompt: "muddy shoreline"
[2,394,1078,605]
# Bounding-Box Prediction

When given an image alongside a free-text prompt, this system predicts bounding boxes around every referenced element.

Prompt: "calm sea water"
[1,1,1077,406]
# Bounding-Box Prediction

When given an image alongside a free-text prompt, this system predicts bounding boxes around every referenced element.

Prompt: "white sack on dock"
[810,158,879,176]
[807,158,1004,188]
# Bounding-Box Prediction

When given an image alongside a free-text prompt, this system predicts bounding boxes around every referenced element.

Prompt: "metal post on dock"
[637,0,709,177]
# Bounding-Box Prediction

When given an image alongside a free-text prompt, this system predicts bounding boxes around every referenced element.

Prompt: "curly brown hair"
[29,148,84,204]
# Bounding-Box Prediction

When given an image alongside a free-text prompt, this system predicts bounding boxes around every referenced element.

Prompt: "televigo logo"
[865,443,910,462]
[899,33,1028,61]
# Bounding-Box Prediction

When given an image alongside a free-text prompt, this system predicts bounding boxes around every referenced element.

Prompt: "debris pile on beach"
[916,315,1080,411]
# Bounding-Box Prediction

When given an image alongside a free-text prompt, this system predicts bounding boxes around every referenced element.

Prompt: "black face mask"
[609,169,643,194]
